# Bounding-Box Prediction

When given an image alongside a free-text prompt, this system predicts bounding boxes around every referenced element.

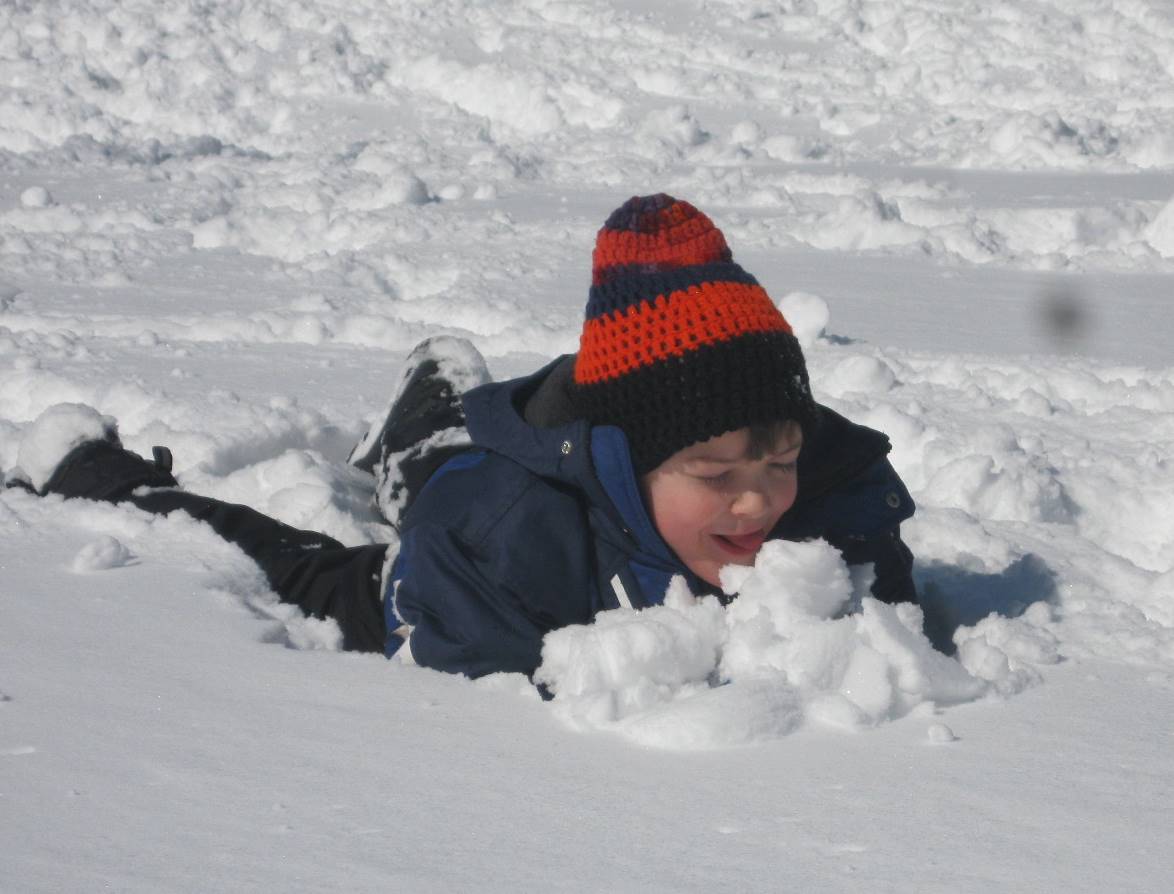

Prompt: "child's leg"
[349,336,491,529]
[128,489,388,652]
[44,438,388,653]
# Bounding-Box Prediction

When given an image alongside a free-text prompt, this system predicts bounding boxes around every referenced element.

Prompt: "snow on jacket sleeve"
[387,467,597,678]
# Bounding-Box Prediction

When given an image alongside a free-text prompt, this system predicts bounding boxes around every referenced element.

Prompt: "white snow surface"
[2,1,1174,891]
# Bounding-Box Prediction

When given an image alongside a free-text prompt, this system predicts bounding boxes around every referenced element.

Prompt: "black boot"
[43,439,178,502]
[349,336,490,528]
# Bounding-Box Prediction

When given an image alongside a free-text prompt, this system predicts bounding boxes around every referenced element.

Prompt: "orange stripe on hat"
[575,280,792,385]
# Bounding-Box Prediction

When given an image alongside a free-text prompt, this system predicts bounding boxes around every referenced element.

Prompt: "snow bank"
[535,541,1027,750]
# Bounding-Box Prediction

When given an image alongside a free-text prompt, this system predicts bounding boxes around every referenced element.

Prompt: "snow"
[537,541,1001,749]
[3,0,1174,890]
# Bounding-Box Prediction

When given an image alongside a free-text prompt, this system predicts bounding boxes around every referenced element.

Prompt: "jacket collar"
[462,355,591,482]
[793,404,892,505]
[588,424,686,571]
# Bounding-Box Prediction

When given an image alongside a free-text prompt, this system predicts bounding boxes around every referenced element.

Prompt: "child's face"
[640,424,803,588]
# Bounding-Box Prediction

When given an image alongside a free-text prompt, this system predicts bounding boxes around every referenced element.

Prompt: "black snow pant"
[38,436,391,655]
[126,489,389,653]
[38,337,482,655]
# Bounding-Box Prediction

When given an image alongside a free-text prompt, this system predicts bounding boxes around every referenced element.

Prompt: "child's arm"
[386,485,598,678]
[387,523,548,677]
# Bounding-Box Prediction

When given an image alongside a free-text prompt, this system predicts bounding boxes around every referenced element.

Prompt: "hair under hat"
[571,193,817,474]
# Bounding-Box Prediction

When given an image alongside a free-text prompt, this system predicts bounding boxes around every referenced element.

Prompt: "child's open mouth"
[712,529,766,557]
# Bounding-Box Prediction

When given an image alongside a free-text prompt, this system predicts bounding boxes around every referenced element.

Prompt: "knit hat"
[571,193,817,474]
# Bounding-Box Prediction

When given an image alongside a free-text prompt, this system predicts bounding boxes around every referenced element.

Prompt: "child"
[17,194,916,679]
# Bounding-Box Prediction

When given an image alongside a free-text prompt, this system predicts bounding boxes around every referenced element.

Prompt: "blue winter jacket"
[385,356,915,678]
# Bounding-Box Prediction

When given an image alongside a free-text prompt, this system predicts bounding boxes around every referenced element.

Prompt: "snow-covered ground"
[3,1,1173,890]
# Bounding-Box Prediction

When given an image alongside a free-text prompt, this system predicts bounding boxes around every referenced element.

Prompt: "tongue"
[722,531,764,551]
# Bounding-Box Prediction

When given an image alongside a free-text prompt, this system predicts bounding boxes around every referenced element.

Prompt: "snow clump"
[777,291,830,349]
[15,403,115,492]
[19,186,53,208]
[536,540,1003,750]
[71,535,136,573]
[1144,194,1174,257]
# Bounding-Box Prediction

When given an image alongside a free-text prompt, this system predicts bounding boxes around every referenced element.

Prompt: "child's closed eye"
[696,470,731,484]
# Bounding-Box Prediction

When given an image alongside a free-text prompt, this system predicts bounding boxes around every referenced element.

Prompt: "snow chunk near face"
[535,540,998,750]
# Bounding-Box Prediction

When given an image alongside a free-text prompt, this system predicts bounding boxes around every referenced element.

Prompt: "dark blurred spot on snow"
[1037,283,1090,353]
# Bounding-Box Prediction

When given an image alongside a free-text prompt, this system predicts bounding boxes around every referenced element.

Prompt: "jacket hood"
[462,355,591,483]
[462,356,691,584]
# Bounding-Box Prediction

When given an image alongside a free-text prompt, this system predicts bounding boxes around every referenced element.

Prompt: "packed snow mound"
[16,402,115,491]
[535,540,1045,750]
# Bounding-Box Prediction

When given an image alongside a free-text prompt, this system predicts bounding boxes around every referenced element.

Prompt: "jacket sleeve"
[387,522,546,677]
[386,477,597,678]
[773,455,918,605]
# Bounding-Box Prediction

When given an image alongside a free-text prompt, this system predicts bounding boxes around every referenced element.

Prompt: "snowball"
[777,291,830,349]
[363,170,431,207]
[16,403,116,492]
[190,216,231,250]
[19,186,53,208]
[1144,194,1174,257]
[821,354,899,396]
[927,722,957,744]
[71,536,136,572]
[637,104,709,150]
[761,133,829,162]
[730,119,763,146]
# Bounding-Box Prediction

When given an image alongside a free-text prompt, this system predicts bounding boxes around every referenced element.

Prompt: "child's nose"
[731,476,796,519]
[731,484,771,517]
